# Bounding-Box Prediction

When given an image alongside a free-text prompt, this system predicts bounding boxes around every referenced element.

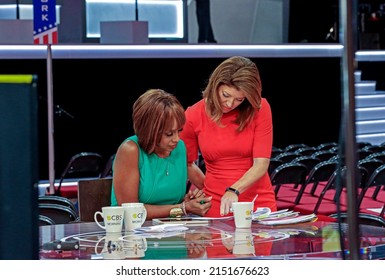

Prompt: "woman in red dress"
[181,56,277,217]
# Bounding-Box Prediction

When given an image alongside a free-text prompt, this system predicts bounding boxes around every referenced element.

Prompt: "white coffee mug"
[95,232,125,260]
[233,228,255,255]
[124,235,148,258]
[232,202,253,228]
[122,202,147,231]
[94,206,124,233]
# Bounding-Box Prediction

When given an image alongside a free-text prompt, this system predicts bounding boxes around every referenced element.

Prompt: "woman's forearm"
[187,162,205,189]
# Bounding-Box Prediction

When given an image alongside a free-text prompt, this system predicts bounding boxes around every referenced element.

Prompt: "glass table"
[39,218,385,260]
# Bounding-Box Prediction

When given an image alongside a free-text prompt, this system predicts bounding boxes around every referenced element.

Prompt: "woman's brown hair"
[133,89,185,154]
[203,56,262,132]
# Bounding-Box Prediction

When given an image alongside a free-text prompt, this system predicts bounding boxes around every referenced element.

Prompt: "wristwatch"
[225,187,240,196]
[169,207,183,218]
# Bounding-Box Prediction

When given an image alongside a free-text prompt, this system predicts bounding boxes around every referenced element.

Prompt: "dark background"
[1,57,342,180]
[6,0,385,180]
[289,0,339,43]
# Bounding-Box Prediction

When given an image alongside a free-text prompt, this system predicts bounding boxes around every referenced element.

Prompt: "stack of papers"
[253,209,317,225]
[252,207,272,220]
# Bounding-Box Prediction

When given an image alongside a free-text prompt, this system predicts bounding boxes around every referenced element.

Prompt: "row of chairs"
[272,145,385,169]
[270,142,385,186]
[269,156,385,218]
[272,142,385,161]
[275,141,385,154]
[38,196,79,225]
[39,178,113,225]
[39,152,115,225]
[270,151,385,178]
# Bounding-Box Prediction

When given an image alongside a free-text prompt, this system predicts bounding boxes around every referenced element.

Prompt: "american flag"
[33,0,58,44]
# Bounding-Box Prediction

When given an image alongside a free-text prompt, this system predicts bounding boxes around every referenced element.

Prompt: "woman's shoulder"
[169,140,187,161]
[261,98,270,106]
[118,136,139,154]
[172,139,186,155]
[119,138,138,152]
[251,98,271,122]
[259,98,271,112]
[186,99,205,112]
[185,99,206,121]
[177,139,186,150]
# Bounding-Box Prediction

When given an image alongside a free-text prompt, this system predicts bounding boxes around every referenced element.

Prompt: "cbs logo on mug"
[107,214,123,221]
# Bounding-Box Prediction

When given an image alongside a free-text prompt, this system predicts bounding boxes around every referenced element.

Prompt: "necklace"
[154,151,170,176]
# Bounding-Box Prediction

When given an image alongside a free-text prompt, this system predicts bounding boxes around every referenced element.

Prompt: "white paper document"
[255,212,318,226]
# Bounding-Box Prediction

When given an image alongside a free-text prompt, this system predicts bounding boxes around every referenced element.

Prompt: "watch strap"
[225,187,240,196]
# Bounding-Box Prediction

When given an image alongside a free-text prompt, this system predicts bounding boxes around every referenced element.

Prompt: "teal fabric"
[142,236,188,259]
[111,135,187,206]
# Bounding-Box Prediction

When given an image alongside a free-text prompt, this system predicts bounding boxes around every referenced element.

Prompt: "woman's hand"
[221,231,235,254]
[186,231,212,258]
[184,186,205,202]
[185,197,212,216]
[220,191,239,216]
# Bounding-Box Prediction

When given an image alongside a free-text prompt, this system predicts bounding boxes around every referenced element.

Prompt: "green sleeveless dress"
[111,135,187,206]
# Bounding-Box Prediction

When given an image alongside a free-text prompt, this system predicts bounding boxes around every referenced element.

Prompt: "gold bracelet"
[170,207,183,218]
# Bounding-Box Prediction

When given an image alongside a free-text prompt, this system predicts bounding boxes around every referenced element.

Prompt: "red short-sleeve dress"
[181,98,277,217]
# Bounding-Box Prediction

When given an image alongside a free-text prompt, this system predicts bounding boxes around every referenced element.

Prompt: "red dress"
[181,98,277,217]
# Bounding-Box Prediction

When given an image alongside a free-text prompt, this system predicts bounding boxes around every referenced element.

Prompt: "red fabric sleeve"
[253,98,273,158]
[181,104,200,164]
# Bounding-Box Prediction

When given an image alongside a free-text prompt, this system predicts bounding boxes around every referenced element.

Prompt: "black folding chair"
[39,215,56,226]
[270,162,308,198]
[38,195,77,213]
[39,203,79,224]
[99,153,115,178]
[56,152,103,196]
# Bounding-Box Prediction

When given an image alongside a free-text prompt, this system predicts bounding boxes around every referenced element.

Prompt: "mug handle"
[94,211,106,229]
[141,207,147,225]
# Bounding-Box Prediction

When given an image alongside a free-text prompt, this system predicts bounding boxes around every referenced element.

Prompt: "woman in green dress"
[111,89,211,219]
